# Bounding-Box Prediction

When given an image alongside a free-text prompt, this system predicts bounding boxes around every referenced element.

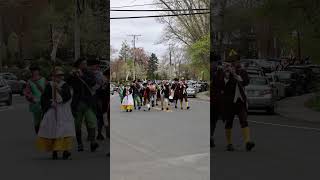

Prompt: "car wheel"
[6,94,12,106]
[266,106,275,115]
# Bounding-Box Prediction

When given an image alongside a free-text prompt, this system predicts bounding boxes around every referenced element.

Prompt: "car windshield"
[250,78,268,85]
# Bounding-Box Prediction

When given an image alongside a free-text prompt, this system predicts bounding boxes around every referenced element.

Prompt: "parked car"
[246,75,275,114]
[266,73,286,99]
[274,71,302,96]
[0,77,12,106]
[186,86,197,98]
[0,73,25,95]
[247,66,266,77]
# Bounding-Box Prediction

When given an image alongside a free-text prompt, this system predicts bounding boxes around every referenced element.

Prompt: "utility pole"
[128,34,141,80]
[169,44,173,80]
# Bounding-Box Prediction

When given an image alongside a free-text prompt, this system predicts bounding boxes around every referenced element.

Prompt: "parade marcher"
[156,82,161,107]
[66,58,99,152]
[161,80,171,111]
[87,58,105,141]
[149,82,157,107]
[143,82,151,111]
[118,82,125,103]
[131,80,142,110]
[121,84,134,112]
[178,79,190,110]
[36,67,75,160]
[24,64,47,134]
[171,78,180,109]
[221,61,255,151]
[211,63,225,148]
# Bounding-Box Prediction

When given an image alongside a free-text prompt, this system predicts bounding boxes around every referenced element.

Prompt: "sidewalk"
[197,91,210,101]
[276,93,320,123]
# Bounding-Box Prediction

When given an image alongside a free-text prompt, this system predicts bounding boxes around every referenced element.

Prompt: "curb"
[276,93,320,124]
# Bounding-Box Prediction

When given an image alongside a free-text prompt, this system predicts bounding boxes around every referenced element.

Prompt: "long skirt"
[121,94,134,111]
[36,137,73,152]
[36,101,75,152]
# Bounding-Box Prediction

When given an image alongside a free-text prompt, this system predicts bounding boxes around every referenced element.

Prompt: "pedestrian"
[121,84,134,112]
[180,78,190,110]
[87,58,105,141]
[66,58,99,152]
[221,61,255,151]
[131,80,142,110]
[24,64,47,134]
[143,82,151,111]
[161,80,171,111]
[171,78,179,108]
[36,67,75,160]
[211,64,225,148]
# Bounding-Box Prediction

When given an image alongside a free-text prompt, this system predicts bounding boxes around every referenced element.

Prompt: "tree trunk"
[74,0,80,61]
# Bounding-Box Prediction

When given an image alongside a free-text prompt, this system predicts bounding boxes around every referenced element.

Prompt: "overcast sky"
[111,0,168,60]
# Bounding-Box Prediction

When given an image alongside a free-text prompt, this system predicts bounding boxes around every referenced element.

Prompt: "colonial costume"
[143,83,151,111]
[36,68,75,160]
[131,81,142,110]
[121,85,134,112]
[220,62,255,151]
[24,64,47,134]
[161,81,171,111]
[66,58,99,152]
[87,59,105,141]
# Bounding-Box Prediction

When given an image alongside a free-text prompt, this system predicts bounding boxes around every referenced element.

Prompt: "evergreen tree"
[147,53,159,79]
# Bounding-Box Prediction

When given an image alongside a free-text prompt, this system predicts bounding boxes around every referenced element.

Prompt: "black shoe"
[126,110,128,112]
[226,144,235,151]
[52,151,58,160]
[97,133,105,141]
[166,108,169,111]
[129,109,132,112]
[187,106,190,110]
[181,107,183,110]
[90,142,99,152]
[138,107,141,110]
[156,104,158,106]
[161,108,164,111]
[175,105,177,109]
[246,142,255,152]
[62,151,71,160]
[148,108,151,111]
[78,144,84,152]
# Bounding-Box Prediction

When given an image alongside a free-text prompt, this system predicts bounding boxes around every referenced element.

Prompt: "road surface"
[0,95,108,180]
[110,93,210,180]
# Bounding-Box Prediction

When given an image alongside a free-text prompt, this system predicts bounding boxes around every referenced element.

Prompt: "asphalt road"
[213,110,320,180]
[110,93,210,180]
[0,95,108,180]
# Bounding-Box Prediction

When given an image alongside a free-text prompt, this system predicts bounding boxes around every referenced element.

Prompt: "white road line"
[249,120,320,132]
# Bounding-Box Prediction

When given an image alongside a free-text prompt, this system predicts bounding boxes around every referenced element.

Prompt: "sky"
[110,0,168,60]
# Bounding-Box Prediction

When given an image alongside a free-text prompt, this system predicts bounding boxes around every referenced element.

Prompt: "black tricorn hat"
[29,64,40,71]
[174,78,179,81]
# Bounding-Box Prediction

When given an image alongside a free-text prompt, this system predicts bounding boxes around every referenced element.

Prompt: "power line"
[110,12,210,20]
[111,1,176,9]
[111,9,209,12]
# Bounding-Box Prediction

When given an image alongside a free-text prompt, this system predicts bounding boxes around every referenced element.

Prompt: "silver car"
[246,76,275,114]
[0,78,12,106]
[186,86,197,98]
